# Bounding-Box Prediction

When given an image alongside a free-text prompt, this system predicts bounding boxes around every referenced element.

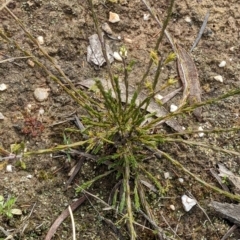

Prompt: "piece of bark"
[218,163,240,195]
[87,33,114,66]
[66,157,85,188]
[209,201,240,226]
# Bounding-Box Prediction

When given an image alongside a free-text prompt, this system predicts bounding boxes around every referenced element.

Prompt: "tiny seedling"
[0,195,17,219]
[221,175,229,185]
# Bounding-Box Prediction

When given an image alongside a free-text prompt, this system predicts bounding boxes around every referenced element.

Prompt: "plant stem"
[23,140,89,157]
[152,148,240,202]
[128,0,176,117]
[144,87,240,129]
[124,154,136,240]
[163,138,240,156]
[165,126,240,137]
[137,181,165,240]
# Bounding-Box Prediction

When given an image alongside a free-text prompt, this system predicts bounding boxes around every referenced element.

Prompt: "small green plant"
[221,175,229,185]
[11,142,26,169]
[0,195,16,219]
[0,0,240,239]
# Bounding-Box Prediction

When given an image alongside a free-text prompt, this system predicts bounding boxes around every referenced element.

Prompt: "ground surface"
[0,0,240,239]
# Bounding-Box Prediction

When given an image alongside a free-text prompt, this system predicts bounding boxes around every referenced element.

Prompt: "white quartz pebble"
[0,83,7,91]
[198,126,204,137]
[113,52,123,61]
[37,36,44,45]
[39,108,44,115]
[170,205,175,211]
[181,195,197,212]
[213,75,223,83]
[170,104,178,112]
[155,94,163,101]
[143,13,150,21]
[185,16,191,23]
[6,164,13,172]
[219,61,226,68]
[164,172,170,179]
[34,88,49,102]
[178,178,184,183]
[0,112,5,120]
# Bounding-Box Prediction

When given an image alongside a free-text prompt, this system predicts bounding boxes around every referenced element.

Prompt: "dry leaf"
[160,87,182,104]
[177,45,202,121]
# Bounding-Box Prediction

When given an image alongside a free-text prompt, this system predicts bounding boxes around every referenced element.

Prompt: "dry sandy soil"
[0,0,240,239]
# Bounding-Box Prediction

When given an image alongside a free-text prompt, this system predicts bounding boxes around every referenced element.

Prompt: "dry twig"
[68,206,76,240]
[0,0,12,11]
[190,11,210,52]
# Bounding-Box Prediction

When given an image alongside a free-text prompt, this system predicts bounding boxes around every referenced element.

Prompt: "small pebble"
[155,94,163,101]
[164,172,170,179]
[185,16,191,23]
[113,52,123,61]
[181,195,197,212]
[170,104,178,112]
[143,13,150,21]
[218,61,226,68]
[178,178,184,183]
[37,36,44,45]
[0,83,7,91]
[213,75,223,83]
[34,88,49,102]
[0,112,5,120]
[109,12,120,23]
[26,174,33,179]
[170,205,175,211]
[198,126,204,137]
[26,104,32,113]
[27,59,35,67]
[39,107,44,115]
[6,164,13,172]
[229,46,234,52]
[11,209,22,215]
